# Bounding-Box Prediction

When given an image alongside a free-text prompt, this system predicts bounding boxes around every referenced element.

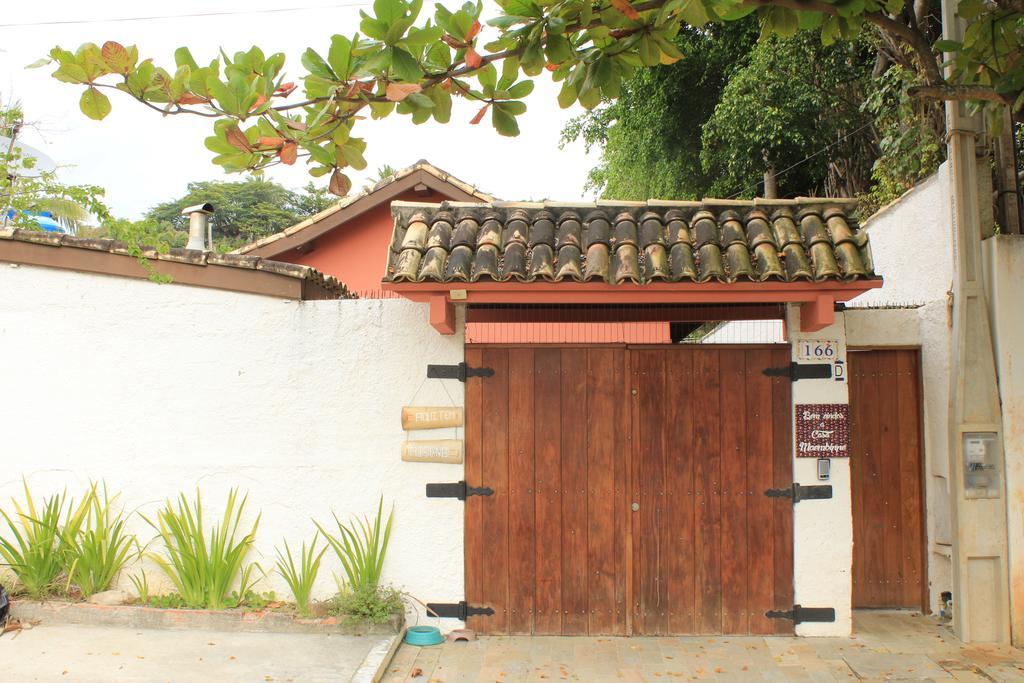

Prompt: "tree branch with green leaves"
[34,0,1023,195]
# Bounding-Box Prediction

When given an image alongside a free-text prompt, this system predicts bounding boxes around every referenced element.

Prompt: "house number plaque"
[795,403,850,458]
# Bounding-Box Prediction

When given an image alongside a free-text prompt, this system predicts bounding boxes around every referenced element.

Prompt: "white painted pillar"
[786,304,853,636]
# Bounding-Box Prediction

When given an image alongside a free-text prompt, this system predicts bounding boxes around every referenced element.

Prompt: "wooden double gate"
[463,345,795,636]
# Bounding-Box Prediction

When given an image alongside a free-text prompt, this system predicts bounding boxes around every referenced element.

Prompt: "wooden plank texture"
[466,344,796,636]
[850,350,926,610]
[770,347,794,635]
[745,348,775,634]
[479,347,510,633]
[665,350,695,635]
[693,349,723,634]
[586,348,619,634]
[560,348,589,634]
[532,348,563,634]
[719,349,748,634]
[463,347,484,631]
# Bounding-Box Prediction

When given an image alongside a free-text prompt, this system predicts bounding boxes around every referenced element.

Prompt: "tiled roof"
[0,228,354,299]
[233,160,494,256]
[385,200,877,284]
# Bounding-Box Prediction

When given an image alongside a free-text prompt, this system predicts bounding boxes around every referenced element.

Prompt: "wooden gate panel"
[507,349,535,634]
[693,349,723,634]
[560,349,590,634]
[665,350,695,635]
[532,348,563,634]
[586,349,619,634]
[478,347,510,633]
[850,350,926,610]
[464,347,485,631]
[895,352,925,607]
[633,350,670,634]
[466,344,792,636]
[720,349,749,635]
[745,348,775,635]
[770,347,795,635]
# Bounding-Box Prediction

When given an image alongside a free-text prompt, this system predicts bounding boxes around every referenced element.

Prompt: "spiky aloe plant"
[60,483,137,598]
[274,534,327,617]
[0,480,90,598]
[142,488,260,609]
[317,497,393,590]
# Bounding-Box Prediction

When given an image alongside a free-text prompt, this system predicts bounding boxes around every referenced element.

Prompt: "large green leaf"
[80,87,111,120]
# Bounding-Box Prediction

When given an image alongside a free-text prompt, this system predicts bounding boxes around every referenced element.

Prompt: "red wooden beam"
[382,279,883,335]
[466,303,785,324]
[429,295,456,334]
[800,294,836,332]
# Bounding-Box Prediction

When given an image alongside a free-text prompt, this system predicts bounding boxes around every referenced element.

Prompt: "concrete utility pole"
[941,0,1011,643]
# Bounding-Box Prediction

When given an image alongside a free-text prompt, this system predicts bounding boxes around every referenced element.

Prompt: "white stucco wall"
[786,306,853,636]
[0,263,466,626]
[844,163,955,615]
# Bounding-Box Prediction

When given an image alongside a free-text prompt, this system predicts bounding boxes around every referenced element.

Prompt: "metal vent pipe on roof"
[181,202,214,251]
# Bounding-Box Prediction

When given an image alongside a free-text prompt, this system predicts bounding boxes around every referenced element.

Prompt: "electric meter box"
[963,432,1001,499]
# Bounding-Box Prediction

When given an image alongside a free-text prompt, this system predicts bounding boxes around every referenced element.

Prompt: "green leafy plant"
[36,0,1022,198]
[227,589,277,610]
[60,483,137,598]
[142,488,261,609]
[332,584,403,624]
[128,569,150,604]
[275,535,327,617]
[317,497,393,590]
[0,481,89,598]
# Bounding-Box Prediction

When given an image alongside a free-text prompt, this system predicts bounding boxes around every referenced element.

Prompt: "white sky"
[1,1,597,219]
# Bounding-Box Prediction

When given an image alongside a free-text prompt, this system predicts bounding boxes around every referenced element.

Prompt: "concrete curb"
[350,632,403,683]
[12,600,403,636]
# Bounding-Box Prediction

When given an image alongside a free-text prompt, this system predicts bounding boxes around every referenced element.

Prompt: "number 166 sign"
[797,339,839,360]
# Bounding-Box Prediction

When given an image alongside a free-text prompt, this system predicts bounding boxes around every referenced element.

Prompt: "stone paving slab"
[380,612,1024,683]
[0,623,393,682]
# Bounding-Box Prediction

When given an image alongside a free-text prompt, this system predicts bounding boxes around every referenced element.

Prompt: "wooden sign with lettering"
[401,406,464,430]
[795,403,850,457]
[401,439,464,464]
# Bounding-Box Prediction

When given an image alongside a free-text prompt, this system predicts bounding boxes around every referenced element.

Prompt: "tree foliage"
[80,178,338,252]
[1,102,109,230]
[144,177,332,245]
[563,21,948,208]
[33,0,1023,196]
[560,20,759,199]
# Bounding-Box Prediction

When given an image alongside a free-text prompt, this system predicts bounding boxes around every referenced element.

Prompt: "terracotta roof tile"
[385,200,876,285]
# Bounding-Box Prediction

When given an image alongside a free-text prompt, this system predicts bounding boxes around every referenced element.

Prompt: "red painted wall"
[275,188,455,297]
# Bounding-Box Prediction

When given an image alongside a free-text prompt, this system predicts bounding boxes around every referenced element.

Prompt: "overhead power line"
[0,3,370,29]
[724,121,876,200]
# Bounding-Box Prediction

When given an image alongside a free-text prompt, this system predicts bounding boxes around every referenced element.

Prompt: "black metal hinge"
[765,483,833,503]
[426,481,494,501]
[762,362,832,382]
[426,601,495,620]
[427,362,494,382]
[766,605,836,624]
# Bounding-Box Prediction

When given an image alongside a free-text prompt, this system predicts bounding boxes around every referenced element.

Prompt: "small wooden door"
[629,347,794,635]
[464,344,794,636]
[849,350,927,609]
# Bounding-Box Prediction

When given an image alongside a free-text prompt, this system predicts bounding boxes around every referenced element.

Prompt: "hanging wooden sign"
[401,406,464,430]
[401,439,464,464]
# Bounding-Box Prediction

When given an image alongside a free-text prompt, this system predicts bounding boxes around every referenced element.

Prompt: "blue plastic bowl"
[404,625,445,646]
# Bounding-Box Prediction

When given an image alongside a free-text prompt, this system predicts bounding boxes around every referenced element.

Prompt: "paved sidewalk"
[0,623,391,682]
[382,612,1024,682]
